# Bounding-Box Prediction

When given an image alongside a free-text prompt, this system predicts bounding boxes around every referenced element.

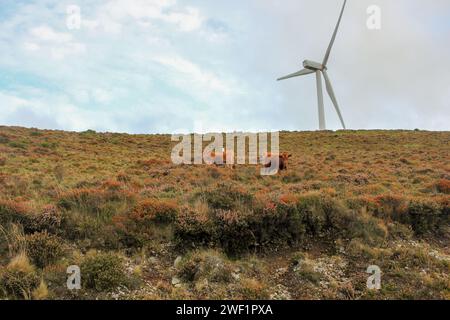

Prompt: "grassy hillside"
[0,126,448,300]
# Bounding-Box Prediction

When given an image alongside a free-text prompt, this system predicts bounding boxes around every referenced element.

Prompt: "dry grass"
[0,126,448,300]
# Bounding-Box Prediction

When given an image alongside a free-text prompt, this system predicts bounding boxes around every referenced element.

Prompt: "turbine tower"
[278,0,347,130]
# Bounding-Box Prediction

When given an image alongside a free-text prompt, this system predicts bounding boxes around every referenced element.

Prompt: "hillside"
[0,126,449,300]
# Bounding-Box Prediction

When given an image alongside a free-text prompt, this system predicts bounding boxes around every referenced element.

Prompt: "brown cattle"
[264,152,292,171]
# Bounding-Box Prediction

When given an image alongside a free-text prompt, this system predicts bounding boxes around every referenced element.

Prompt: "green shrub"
[213,210,255,256]
[25,232,65,268]
[404,199,448,235]
[0,200,32,227]
[201,183,253,210]
[57,188,135,214]
[81,252,127,292]
[0,253,40,299]
[177,250,233,283]
[297,194,347,236]
[174,208,216,248]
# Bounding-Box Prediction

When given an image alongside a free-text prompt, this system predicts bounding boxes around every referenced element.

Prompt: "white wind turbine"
[278,0,348,130]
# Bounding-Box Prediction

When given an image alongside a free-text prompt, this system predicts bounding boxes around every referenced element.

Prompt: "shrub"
[0,134,10,144]
[57,188,134,213]
[174,207,216,248]
[296,193,347,236]
[0,200,32,227]
[177,250,233,283]
[117,172,131,183]
[81,251,126,292]
[344,211,388,245]
[434,179,450,194]
[28,205,62,234]
[32,279,49,300]
[0,253,40,299]
[25,232,65,268]
[372,194,408,219]
[250,200,305,249]
[130,199,178,225]
[213,209,255,256]
[112,199,178,248]
[238,278,269,300]
[404,199,447,235]
[201,183,253,210]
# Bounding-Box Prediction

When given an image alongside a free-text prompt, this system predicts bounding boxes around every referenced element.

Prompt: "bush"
[81,251,127,292]
[213,210,255,256]
[174,207,216,248]
[111,199,178,248]
[25,232,65,268]
[0,200,32,227]
[0,253,40,299]
[372,194,408,220]
[131,199,178,225]
[434,179,450,194]
[26,205,62,234]
[201,183,253,210]
[297,193,348,236]
[404,199,448,235]
[57,188,134,213]
[177,250,233,283]
[238,278,269,299]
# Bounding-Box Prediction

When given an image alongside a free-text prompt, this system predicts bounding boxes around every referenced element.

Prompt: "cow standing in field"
[264,152,292,171]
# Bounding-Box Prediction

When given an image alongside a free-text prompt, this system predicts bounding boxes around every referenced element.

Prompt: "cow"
[263,152,292,171]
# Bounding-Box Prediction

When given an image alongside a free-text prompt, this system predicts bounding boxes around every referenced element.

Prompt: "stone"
[172,276,181,286]
[174,256,183,268]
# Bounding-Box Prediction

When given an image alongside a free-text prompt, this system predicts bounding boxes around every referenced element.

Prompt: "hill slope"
[0,126,448,299]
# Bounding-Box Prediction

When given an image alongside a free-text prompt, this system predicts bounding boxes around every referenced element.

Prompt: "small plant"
[28,205,62,234]
[238,278,269,300]
[434,179,450,194]
[25,232,65,268]
[0,200,32,228]
[174,206,216,248]
[131,199,178,225]
[201,183,253,210]
[0,253,40,299]
[53,164,64,182]
[81,251,127,292]
[177,250,233,283]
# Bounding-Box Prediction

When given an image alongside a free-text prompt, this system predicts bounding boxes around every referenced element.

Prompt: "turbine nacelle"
[303,60,325,71]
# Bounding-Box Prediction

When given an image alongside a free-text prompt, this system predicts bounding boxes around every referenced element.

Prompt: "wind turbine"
[278,0,347,130]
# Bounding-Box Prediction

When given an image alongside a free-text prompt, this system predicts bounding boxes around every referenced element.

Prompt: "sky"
[0,0,449,133]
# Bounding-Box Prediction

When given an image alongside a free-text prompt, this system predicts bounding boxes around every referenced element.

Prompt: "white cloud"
[153,55,232,95]
[162,7,203,32]
[26,25,86,60]
[30,26,73,43]
[93,0,204,33]
[23,42,40,51]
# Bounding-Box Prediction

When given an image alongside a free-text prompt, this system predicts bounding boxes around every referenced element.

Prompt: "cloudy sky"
[0,0,449,133]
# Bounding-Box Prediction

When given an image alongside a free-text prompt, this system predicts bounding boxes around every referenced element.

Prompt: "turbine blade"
[322,0,347,67]
[322,70,346,129]
[277,68,314,81]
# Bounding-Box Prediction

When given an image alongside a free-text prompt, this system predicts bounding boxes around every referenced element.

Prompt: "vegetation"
[0,126,448,300]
